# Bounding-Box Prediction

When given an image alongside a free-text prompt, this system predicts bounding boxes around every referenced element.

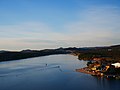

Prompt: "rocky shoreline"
[76,67,96,75]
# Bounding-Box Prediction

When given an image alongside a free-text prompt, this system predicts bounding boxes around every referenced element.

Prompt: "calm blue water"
[0,55,120,90]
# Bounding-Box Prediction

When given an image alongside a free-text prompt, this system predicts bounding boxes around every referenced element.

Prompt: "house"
[112,63,120,68]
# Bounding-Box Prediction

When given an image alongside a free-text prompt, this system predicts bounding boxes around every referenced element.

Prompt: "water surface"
[0,55,119,90]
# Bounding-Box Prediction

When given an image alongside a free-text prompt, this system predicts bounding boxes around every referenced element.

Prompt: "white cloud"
[0,21,69,40]
[0,22,51,38]
[64,6,120,44]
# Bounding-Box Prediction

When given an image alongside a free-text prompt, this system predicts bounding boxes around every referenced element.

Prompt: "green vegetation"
[78,45,120,62]
[0,49,69,62]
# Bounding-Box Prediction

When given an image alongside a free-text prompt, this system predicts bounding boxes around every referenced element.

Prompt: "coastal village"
[76,60,120,79]
[75,45,120,79]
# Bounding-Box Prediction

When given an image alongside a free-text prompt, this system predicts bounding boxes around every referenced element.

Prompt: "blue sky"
[0,0,120,50]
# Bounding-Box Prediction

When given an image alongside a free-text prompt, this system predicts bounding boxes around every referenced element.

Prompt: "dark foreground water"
[0,55,120,90]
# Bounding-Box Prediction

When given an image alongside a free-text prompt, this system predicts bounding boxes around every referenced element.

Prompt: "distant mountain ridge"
[0,44,120,62]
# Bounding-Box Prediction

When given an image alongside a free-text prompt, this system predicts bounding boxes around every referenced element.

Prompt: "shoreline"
[76,65,120,79]
[76,67,96,75]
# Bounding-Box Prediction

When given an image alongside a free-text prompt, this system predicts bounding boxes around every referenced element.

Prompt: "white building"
[112,63,120,68]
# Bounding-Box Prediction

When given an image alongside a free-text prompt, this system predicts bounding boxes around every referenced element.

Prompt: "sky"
[0,0,120,50]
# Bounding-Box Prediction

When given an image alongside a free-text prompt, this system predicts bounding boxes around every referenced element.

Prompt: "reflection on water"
[0,55,120,90]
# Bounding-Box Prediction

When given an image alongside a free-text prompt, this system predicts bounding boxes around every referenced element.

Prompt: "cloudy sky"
[0,0,120,50]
